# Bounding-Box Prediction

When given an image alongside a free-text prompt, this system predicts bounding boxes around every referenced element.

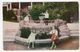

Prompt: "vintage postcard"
[3,1,79,50]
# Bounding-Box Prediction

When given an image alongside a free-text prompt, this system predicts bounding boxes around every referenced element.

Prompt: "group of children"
[22,10,70,49]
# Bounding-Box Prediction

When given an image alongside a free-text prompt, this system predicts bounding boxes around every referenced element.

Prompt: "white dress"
[27,32,36,43]
[24,15,29,22]
[49,27,58,36]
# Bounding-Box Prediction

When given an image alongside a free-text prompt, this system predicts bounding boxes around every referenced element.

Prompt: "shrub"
[20,27,31,38]
[20,11,27,19]
[35,32,51,39]
[3,8,17,22]
[3,7,9,20]
[29,4,45,20]
[7,10,17,19]
[29,4,61,20]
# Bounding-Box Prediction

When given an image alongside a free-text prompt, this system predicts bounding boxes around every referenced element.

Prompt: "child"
[50,33,58,49]
[49,27,58,49]
[42,10,49,25]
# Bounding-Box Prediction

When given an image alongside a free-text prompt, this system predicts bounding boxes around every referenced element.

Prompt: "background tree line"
[29,2,78,23]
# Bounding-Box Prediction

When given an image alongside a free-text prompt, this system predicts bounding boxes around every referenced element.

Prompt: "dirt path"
[3,21,19,41]
[55,36,79,50]
[3,36,79,50]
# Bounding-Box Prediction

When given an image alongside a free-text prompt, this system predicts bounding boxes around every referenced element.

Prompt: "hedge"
[3,7,17,22]
[20,27,31,38]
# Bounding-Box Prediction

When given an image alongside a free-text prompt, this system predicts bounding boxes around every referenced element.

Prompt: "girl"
[49,27,59,49]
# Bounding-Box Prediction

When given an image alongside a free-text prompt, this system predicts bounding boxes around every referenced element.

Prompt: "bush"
[29,4,61,20]
[29,4,45,20]
[20,11,28,19]
[60,10,71,22]
[29,2,78,22]
[20,27,31,38]
[3,8,17,22]
[8,10,16,18]
[35,32,51,39]
[3,8,8,20]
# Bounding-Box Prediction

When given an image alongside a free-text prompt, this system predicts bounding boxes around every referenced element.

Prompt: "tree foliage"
[29,2,79,22]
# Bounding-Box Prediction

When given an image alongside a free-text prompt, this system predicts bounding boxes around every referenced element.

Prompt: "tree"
[29,2,78,22]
